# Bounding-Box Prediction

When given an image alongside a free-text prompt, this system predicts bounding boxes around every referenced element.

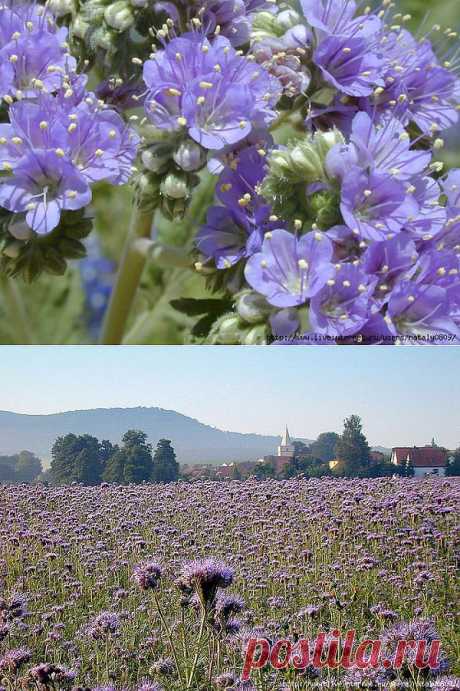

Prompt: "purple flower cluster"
[176,557,234,605]
[0,1,75,101]
[133,560,162,590]
[0,85,139,234]
[179,0,460,344]
[303,0,460,136]
[142,32,281,151]
[160,0,274,48]
[197,106,460,344]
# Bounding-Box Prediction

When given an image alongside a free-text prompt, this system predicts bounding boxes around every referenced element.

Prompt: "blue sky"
[0,347,459,447]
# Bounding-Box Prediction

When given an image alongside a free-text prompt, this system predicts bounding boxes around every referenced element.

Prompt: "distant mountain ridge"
[0,407,390,465]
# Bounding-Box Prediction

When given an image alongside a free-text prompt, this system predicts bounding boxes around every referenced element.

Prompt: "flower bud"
[141,145,171,173]
[160,173,188,200]
[90,26,116,51]
[72,16,91,39]
[47,0,75,16]
[173,140,206,172]
[276,9,302,32]
[242,324,269,345]
[217,316,243,345]
[104,1,134,31]
[236,290,272,324]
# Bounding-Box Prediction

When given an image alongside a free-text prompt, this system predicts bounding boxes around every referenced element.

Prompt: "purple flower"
[300,0,381,39]
[0,150,91,234]
[85,611,120,640]
[0,1,76,100]
[386,283,460,343]
[314,35,383,97]
[245,229,335,307]
[431,676,460,691]
[197,206,259,269]
[340,167,418,241]
[309,263,376,336]
[143,33,281,150]
[442,170,460,213]
[0,647,31,673]
[0,90,139,233]
[378,30,460,135]
[176,558,234,605]
[28,663,76,686]
[133,560,162,590]
[197,146,277,267]
[326,112,431,181]
[362,233,417,305]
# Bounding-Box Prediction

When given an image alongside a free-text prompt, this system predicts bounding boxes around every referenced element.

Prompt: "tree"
[310,432,340,463]
[334,415,371,476]
[124,430,153,483]
[446,448,460,476]
[50,434,104,485]
[253,459,276,480]
[14,451,43,483]
[152,439,179,483]
[102,448,127,484]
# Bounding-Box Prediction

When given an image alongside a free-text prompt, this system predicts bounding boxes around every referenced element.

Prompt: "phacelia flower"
[133,560,162,590]
[176,558,234,606]
[143,32,281,151]
[245,228,335,307]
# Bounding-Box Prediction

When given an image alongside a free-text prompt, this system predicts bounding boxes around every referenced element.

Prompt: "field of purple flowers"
[0,477,459,690]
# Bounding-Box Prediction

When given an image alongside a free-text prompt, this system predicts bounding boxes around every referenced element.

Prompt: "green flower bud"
[276,9,302,32]
[90,26,116,51]
[216,315,243,345]
[251,11,280,40]
[160,173,189,200]
[104,1,134,31]
[236,290,272,324]
[242,324,269,345]
[80,0,107,23]
[47,0,76,17]
[71,16,91,39]
[141,145,171,174]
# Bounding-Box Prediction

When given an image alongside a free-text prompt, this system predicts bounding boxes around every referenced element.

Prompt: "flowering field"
[0,477,459,690]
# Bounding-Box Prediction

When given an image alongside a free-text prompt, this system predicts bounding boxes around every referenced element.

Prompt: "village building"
[258,425,295,475]
[391,445,448,477]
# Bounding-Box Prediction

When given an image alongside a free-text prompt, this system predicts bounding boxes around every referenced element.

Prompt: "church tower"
[278,425,294,458]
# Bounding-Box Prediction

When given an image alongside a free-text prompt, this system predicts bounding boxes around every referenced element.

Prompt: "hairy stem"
[187,608,207,688]
[99,203,155,345]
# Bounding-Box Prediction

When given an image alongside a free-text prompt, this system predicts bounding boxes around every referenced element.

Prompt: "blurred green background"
[0,0,458,345]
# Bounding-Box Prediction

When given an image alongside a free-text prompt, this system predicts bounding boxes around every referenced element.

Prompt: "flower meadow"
[0,477,459,690]
[0,0,459,345]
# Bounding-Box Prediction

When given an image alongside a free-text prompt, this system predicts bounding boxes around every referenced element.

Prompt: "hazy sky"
[0,347,459,447]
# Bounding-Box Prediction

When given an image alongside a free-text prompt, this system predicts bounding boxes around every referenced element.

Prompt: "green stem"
[99,203,155,345]
[1,276,34,344]
[153,592,184,686]
[187,608,207,689]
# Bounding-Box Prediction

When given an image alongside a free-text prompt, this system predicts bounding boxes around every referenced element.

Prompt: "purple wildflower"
[85,611,120,640]
[244,229,335,307]
[176,558,234,606]
[309,263,376,336]
[28,663,76,686]
[0,647,31,673]
[133,560,162,590]
[340,167,418,242]
[143,33,281,150]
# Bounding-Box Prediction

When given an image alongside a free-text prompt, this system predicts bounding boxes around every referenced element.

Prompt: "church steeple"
[278,425,294,458]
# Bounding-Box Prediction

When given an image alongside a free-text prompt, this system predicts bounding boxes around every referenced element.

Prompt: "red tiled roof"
[392,447,447,467]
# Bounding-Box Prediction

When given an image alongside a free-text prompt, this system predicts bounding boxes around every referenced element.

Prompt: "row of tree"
[0,451,43,484]
[50,431,179,485]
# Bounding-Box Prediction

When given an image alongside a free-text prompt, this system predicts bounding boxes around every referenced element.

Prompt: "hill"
[0,407,315,465]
